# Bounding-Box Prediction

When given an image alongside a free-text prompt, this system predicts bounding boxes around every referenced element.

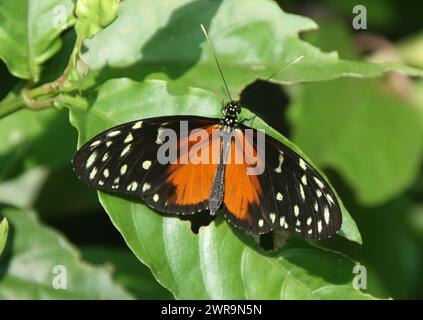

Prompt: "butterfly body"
[72,101,342,239]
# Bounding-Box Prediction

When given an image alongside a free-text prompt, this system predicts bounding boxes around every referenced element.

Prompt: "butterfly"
[72,26,342,240]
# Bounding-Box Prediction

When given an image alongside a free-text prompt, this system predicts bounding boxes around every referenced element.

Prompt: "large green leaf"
[67,78,370,299]
[81,0,422,98]
[290,78,423,205]
[0,0,75,82]
[0,206,132,299]
[288,22,423,205]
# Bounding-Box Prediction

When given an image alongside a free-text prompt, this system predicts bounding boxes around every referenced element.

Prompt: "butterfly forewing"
[72,116,220,215]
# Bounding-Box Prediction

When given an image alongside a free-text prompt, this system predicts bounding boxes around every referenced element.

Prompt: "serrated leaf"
[66,78,369,299]
[81,0,422,97]
[0,0,75,81]
[75,0,120,40]
[0,206,132,299]
[0,218,8,257]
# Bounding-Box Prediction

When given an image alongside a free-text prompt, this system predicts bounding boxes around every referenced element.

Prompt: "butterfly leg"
[239,115,257,127]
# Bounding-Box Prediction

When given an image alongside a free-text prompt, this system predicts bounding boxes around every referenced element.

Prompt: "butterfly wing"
[222,124,342,239]
[72,115,220,215]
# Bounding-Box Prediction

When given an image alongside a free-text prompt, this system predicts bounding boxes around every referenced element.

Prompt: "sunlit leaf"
[81,0,422,98]
[0,0,75,81]
[66,78,370,299]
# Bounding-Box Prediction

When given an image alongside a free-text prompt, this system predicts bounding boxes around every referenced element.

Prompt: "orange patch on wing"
[223,130,264,221]
[165,125,220,206]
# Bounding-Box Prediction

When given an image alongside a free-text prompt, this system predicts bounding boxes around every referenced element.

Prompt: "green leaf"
[82,246,173,299]
[67,78,369,299]
[288,22,423,205]
[0,206,132,299]
[290,79,423,205]
[0,218,8,257]
[81,0,422,97]
[0,0,75,81]
[75,0,120,40]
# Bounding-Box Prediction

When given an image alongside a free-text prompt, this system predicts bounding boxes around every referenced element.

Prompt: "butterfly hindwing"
[221,124,342,239]
[72,115,220,215]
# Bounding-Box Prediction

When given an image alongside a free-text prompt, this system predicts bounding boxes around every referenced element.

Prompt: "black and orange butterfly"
[72,26,342,240]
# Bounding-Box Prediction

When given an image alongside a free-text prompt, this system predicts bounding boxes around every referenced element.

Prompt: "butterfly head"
[222,101,242,128]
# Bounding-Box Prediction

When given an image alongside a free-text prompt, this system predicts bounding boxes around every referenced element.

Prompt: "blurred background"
[1,0,423,299]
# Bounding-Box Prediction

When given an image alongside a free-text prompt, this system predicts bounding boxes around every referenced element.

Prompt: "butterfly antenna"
[200,24,232,102]
[263,55,304,82]
[244,55,304,97]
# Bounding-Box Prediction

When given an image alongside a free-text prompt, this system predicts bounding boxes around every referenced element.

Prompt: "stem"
[0,94,25,119]
[55,94,88,110]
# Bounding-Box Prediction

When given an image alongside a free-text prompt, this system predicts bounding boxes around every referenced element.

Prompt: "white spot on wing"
[142,183,151,192]
[106,141,113,147]
[107,130,121,137]
[153,194,159,202]
[274,152,284,173]
[258,219,264,227]
[127,181,138,191]
[120,164,128,175]
[155,127,166,144]
[142,160,152,170]
[120,144,131,157]
[102,152,109,162]
[90,140,101,147]
[324,207,330,225]
[316,190,323,198]
[301,175,307,185]
[132,121,143,129]
[103,169,109,178]
[299,184,305,201]
[276,192,283,201]
[269,213,276,223]
[86,152,97,168]
[294,205,300,217]
[124,133,133,143]
[318,220,323,233]
[326,194,335,205]
[299,158,307,170]
[89,167,97,180]
[314,177,325,188]
[307,217,312,226]
[314,201,319,212]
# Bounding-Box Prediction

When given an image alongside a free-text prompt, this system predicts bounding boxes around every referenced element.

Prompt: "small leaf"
[0,0,75,81]
[75,0,120,40]
[0,207,132,299]
[0,218,8,257]
[67,78,369,299]
[81,0,422,96]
